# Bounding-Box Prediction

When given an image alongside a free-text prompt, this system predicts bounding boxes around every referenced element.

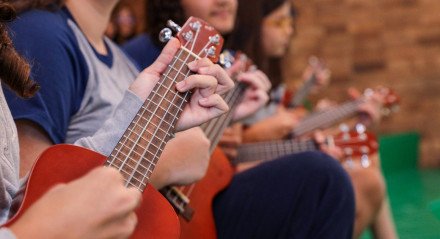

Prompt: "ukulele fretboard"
[105,48,196,192]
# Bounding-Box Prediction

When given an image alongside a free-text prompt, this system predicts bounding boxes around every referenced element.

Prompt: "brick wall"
[284,0,440,167]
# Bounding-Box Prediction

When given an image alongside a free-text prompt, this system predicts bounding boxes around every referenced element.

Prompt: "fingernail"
[187,61,197,69]
[176,80,186,90]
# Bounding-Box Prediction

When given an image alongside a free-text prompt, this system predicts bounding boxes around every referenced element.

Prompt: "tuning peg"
[363,88,374,97]
[159,28,173,43]
[205,46,217,58]
[344,157,354,169]
[219,50,235,69]
[209,34,221,45]
[339,123,350,133]
[361,155,371,168]
[167,20,182,32]
[159,20,184,43]
[355,123,366,134]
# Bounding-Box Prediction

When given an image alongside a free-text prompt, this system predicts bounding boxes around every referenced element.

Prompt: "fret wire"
[159,43,214,203]
[139,87,191,189]
[110,151,153,174]
[137,110,173,132]
[161,91,193,202]
[108,34,218,190]
[136,109,180,138]
[147,26,219,203]
[180,46,202,60]
[111,135,157,171]
[112,139,157,167]
[130,85,187,187]
[134,40,198,188]
[127,121,169,143]
[106,48,181,170]
[114,44,188,187]
[168,64,194,78]
[126,179,142,189]
[149,90,187,113]
[121,168,147,188]
[141,86,192,189]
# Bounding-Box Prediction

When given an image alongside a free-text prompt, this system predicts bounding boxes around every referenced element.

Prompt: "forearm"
[74,90,143,156]
[149,128,210,189]
[242,121,284,143]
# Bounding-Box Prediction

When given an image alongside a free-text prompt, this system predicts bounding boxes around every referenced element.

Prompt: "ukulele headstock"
[308,56,326,73]
[306,56,329,86]
[219,50,254,72]
[333,125,379,158]
[377,87,400,116]
[175,17,224,63]
[363,86,400,116]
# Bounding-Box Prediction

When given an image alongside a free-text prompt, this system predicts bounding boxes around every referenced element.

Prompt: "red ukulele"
[235,126,379,168]
[4,16,224,239]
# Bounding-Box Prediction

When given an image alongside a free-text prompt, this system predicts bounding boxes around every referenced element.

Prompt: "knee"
[280,151,355,197]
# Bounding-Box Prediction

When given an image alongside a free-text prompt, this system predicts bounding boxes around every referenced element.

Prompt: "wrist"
[149,164,171,190]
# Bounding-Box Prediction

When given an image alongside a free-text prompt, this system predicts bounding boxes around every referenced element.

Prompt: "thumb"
[142,37,181,76]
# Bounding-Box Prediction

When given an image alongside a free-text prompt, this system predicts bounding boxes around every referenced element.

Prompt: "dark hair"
[146,0,186,47]
[0,3,38,98]
[227,0,296,88]
[145,0,296,88]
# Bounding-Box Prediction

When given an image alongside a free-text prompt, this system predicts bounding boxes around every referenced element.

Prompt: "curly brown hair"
[0,2,38,98]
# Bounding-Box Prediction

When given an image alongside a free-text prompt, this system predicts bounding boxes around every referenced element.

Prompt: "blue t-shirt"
[122,33,162,69]
[4,8,138,144]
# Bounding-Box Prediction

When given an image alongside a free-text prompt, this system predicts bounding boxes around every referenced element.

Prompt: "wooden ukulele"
[4,17,224,239]
[235,125,379,168]
[161,50,252,239]
[291,87,399,138]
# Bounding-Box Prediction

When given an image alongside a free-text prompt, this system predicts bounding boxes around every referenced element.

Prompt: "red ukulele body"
[5,144,180,239]
[179,147,234,239]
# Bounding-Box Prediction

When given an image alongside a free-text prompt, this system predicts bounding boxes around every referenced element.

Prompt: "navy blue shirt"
[3,8,114,143]
[122,33,162,69]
